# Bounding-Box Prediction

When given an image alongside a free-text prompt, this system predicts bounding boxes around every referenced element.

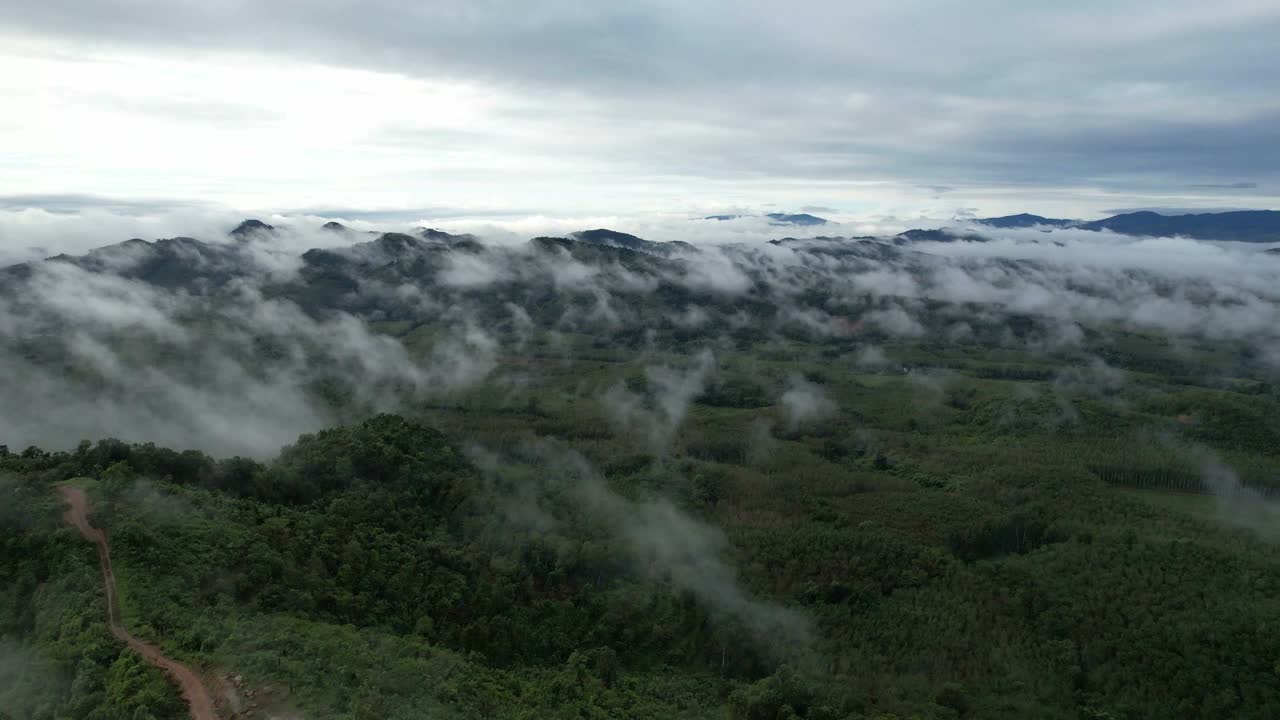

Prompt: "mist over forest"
[4,207,1280,719]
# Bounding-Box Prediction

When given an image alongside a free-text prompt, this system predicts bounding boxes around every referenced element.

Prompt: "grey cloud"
[1190,182,1259,189]
[969,108,1280,184]
[854,346,890,370]
[0,639,61,717]
[1195,452,1280,540]
[779,376,837,431]
[866,304,925,338]
[1102,207,1260,215]
[0,193,219,216]
[6,1,1280,195]
[602,350,716,453]
[920,186,955,196]
[294,207,544,223]
[0,194,534,225]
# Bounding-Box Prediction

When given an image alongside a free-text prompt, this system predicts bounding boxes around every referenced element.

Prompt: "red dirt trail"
[59,485,221,720]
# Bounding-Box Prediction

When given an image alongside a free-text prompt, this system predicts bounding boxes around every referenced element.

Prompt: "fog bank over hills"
[2,206,1277,456]
[2,205,1278,266]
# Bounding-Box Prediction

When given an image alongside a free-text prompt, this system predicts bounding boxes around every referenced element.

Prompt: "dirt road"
[59,485,221,720]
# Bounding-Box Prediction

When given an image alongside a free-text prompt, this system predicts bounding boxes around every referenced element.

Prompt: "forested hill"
[2,217,1280,718]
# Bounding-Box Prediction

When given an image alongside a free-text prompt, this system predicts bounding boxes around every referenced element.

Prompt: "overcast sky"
[2,1,1278,221]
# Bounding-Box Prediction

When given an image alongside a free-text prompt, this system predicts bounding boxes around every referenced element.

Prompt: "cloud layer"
[2,2,1279,215]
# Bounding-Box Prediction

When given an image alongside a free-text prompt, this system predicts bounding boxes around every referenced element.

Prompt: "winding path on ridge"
[59,485,221,720]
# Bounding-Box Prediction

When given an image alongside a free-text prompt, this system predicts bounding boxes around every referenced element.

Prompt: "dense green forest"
[3,228,1280,718]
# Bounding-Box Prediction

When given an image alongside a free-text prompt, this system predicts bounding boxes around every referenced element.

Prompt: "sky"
[2,0,1279,223]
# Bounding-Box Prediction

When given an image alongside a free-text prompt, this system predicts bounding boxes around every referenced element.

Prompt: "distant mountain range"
[758,209,1280,249]
[1075,211,1280,242]
[974,214,1076,229]
[701,208,1279,242]
[971,210,1280,243]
